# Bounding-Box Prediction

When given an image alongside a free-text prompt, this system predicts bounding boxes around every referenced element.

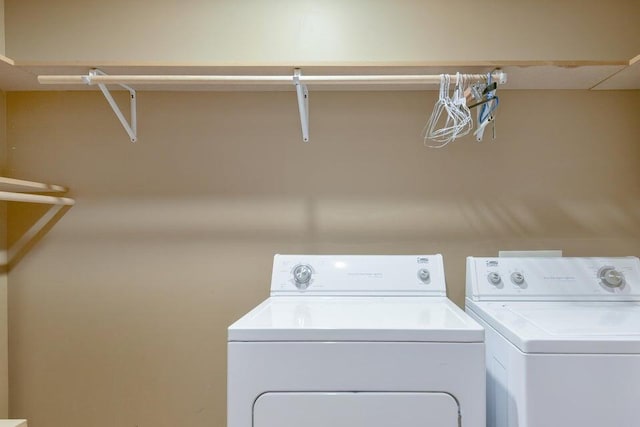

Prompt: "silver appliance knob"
[293,264,313,290]
[598,267,625,288]
[488,272,501,285]
[511,272,525,286]
[417,268,430,283]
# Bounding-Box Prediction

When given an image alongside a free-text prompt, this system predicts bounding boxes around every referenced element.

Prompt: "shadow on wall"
[14,195,638,242]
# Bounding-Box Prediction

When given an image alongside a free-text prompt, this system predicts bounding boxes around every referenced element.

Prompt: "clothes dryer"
[228,254,485,427]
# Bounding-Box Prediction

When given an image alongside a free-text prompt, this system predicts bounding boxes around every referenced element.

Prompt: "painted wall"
[6,89,640,427]
[5,0,640,63]
[0,89,8,419]
[0,0,5,55]
[2,2,639,427]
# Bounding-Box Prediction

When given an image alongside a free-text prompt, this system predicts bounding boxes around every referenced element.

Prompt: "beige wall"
[5,89,640,427]
[0,0,5,55]
[5,0,640,63]
[2,2,639,427]
[0,88,8,419]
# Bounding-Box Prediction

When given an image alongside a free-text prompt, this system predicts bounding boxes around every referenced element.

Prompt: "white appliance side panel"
[271,254,446,296]
[228,342,485,427]
[253,392,459,427]
[466,305,528,427]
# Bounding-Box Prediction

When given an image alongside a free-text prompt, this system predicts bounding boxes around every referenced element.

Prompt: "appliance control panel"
[271,254,447,296]
[466,256,640,301]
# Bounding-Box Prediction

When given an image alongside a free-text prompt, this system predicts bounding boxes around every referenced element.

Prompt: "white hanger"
[423,73,473,148]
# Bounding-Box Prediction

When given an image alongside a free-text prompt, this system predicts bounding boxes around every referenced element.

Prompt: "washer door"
[253,392,459,427]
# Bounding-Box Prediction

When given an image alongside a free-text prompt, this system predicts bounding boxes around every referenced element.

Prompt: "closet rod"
[38,71,507,86]
[0,191,75,206]
[0,176,67,192]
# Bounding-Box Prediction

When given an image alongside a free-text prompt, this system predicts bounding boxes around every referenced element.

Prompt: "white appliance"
[228,254,485,427]
[465,256,640,427]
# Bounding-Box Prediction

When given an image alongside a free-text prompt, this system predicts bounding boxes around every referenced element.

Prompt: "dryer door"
[253,392,459,427]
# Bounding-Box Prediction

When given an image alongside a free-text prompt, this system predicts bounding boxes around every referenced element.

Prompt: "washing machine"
[465,256,640,427]
[228,254,485,427]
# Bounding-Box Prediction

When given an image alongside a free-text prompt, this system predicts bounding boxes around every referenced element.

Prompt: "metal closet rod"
[38,70,507,86]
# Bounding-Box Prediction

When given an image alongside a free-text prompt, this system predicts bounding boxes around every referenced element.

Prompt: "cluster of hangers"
[423,71,500,148]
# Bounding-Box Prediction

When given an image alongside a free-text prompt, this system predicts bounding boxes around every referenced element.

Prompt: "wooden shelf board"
[15,59,629,68]
[0,177,67,193]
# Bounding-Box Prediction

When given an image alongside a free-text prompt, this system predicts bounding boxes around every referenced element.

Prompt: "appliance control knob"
[488,272,502,285]
[293,264,313,290]
[511,272,525,286]
[417,268,431,283]
[598,267,625,288]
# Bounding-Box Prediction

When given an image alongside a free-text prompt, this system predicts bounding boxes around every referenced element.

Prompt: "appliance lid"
[467,300,640,354]
[229,296,483,342]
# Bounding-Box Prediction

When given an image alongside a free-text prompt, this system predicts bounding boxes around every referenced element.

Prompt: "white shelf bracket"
[293,68,309,142]
[88,69,137,142]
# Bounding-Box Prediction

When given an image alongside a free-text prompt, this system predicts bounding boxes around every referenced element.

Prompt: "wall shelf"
[0,180,74,209]
[0,177,74,205]
[1,55,636,143]
[0,176,75,270]
[0,177,68,193]
[0,56,631,143]
[0,57,638,91]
